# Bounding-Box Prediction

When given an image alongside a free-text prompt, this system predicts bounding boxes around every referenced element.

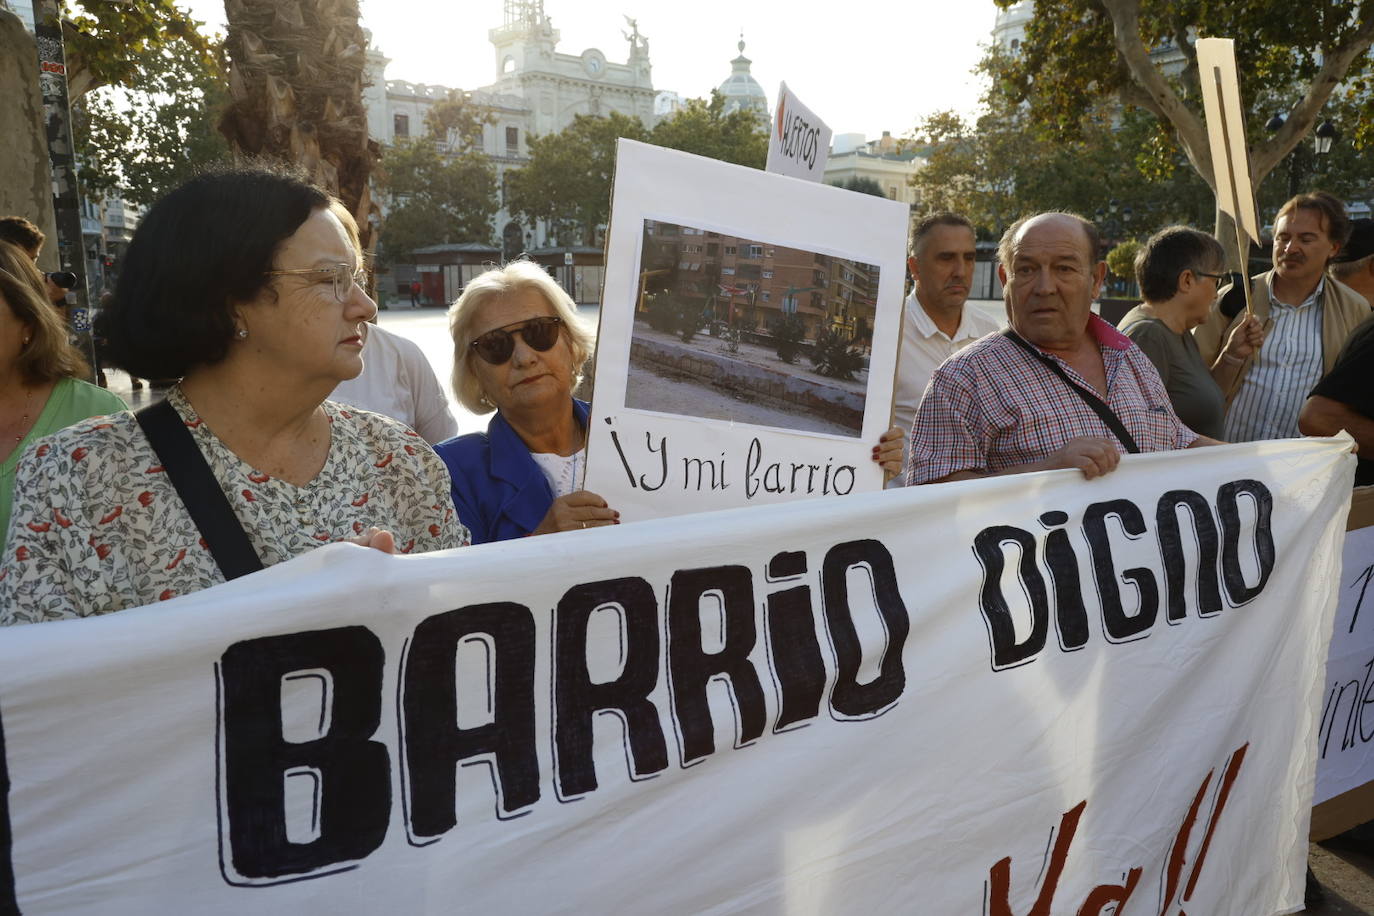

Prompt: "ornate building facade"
[363,0,659,282]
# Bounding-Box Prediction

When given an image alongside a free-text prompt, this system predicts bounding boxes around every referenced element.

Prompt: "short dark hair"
[1277,191,1351,250]
[0,241,86,384]
[97,162,332,379]
[1135,226,1226,302]
[0,216,45,255]
[998,211,1100,274]
[910,212,974,258]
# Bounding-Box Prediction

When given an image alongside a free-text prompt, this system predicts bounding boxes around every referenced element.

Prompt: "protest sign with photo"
[584,139,908,522]
[0,438,1353,913]
[765,82,832,182]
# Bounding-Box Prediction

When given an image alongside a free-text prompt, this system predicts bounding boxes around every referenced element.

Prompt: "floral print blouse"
[0,388,467,625]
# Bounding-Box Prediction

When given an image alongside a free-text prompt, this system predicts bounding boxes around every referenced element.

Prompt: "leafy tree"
[505,112,649,247]
[1106,239,1141,280]
[375,140,498,265]
[910,96,1213,240]
[831,177,886,197]
[772,313,806,363]
[995,0,1374,249]
[648,91,767,168]
[59,0,214,101]
[73,37,230,209]
[425,89,496,151]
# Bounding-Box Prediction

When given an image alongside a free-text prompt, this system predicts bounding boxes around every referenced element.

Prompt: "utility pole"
[32,0,98,382]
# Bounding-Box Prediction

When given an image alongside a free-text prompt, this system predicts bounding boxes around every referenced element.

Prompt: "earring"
[236,328,248,339]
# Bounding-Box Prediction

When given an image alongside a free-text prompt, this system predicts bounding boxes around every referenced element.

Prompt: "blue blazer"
[436,399,590,545]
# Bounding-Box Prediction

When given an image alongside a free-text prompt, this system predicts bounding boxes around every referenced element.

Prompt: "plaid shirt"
[908,315,1197,484]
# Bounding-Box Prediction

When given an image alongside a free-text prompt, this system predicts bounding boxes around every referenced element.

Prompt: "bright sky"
[180,0,1000,140]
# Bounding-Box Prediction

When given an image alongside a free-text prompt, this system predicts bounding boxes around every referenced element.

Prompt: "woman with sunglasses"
[1117,226,1264,440]
[0,165,466,625]
[436,260,617,544]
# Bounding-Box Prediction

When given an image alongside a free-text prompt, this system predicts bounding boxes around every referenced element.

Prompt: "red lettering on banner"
[985,743,1249,916]
[41,61,66,75]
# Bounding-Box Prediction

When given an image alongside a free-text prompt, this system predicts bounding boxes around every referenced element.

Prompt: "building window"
[762,291,771,301]
[762,270,773,279]
[505,126,519,153]
[748,244,763,258]
[394,114,410,138]
[721,267,735,275]
[888,186,897,199]
[724,246,737,255]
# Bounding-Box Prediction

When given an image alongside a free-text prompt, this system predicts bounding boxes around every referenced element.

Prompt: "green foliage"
[810,328,865,379]
[990,0,1374,217]
[505,112,649,246]
[424,90,496,151]
[648,91,767,168]
[61,0,215,100]
[73,37,230,209]
[376,139,498,265]
[772,313,806,364]
[910,94,1214,241]
[832,177,886,197]
[1106,240,1141,280]
[643,294,705,341]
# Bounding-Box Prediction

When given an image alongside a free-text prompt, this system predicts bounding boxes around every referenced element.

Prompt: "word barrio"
[0,439,1352,913]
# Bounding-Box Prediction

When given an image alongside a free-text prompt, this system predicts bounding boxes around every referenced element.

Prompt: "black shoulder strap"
[134,399,264,580]
[1000,329,1141,454]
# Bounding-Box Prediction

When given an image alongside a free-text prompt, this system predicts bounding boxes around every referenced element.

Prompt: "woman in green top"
[0,241,126,549]
[1117,227,1265,440]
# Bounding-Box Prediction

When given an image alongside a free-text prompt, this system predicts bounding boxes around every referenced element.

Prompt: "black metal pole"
[32,0,98,382]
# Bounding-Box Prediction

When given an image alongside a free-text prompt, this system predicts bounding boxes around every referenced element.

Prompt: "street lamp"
[1315,119,1339,157]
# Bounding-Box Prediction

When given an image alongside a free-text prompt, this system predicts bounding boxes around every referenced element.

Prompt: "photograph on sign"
[627,219,877,437]
[584,140,907,522]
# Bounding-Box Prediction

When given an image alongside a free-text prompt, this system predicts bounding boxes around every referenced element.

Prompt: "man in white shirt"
[886,213,1000,484]
[331,322,459,444]
[1194,191,1368,442]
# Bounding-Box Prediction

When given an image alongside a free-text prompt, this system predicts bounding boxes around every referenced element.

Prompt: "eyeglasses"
[1194,270,1229,283]
[265,263,366,302]
[470,316,563,365]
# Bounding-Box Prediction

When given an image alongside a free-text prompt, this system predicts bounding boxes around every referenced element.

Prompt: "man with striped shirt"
[1195,192,1370,442]
[909,212,1219,485]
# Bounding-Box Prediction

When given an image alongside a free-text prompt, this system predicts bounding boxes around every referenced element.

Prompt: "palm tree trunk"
[218,0,379,260]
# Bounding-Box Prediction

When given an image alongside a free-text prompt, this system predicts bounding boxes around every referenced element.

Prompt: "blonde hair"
[0,241,87,384]
[447,259,594,414]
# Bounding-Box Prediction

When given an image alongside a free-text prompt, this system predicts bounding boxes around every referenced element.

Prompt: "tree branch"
[1099,0,1213,187]
[1250,15,1374,179]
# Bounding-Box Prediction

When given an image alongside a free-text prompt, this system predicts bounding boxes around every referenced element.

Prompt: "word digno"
[974,479,1275,670]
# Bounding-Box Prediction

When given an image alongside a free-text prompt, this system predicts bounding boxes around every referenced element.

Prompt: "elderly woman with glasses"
[0,165,467,625]
[435,260,618,544]
[1116,226,1264,440]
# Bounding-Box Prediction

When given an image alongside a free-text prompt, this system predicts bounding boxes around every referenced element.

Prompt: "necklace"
[8,386,34,447]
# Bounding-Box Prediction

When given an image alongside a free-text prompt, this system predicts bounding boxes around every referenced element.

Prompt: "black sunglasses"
[470,316,563,365]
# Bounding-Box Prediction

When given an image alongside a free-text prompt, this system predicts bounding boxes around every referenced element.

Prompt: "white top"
[1223,278,1326,442]
[530,448,585,499]
[331,323,459,445]
[891,290,1001,440]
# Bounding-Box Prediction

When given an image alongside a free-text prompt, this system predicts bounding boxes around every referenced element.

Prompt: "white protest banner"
[585,139,907,522]
[765,82,832,182]
[1315,521,1374,804]
[0,439,1353,913]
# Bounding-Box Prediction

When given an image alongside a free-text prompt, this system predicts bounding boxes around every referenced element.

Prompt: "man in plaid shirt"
[908,212,1221,485]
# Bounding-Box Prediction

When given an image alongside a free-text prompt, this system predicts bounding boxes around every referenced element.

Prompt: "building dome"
[717,37,768,119]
